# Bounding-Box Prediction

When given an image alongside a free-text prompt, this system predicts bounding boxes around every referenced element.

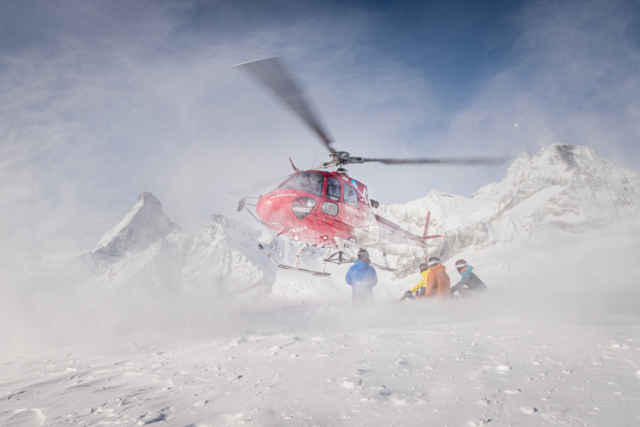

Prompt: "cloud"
[446,0,640,162]
[0,0,440,256]
[2,0,640,354]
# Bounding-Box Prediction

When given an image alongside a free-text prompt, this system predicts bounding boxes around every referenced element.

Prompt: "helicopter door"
[342,183,360,225]
[358,188,369,221]
[321,176,341,218]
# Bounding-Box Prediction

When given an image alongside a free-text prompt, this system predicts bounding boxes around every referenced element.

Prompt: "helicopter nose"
[256,196,282,224]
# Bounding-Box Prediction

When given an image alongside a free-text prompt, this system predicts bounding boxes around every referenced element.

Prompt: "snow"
[2,144,640,425]
[3,229,640,426]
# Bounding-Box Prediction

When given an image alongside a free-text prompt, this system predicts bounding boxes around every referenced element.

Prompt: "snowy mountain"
[70,193,278,298]
[179,214,276,297]
[374,144,640,273]
[95,192,179,257]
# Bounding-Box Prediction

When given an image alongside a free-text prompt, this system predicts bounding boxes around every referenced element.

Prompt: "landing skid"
[332,238,397,272]
[321,249,396,273]
[369,262,397,272]
[257,244,331,277]
[257,242,397,277]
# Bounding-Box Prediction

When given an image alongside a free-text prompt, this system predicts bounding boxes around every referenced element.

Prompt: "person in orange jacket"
[424,256,451,298]
[404,257,451,299]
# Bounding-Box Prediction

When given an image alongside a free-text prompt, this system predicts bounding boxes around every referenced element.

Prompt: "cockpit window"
[326,177,341,201]
[344,183,358,206]
[279,172,324,197]
[279,175,297,190]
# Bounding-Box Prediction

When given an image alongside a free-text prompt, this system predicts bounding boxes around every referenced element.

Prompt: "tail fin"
[421,211,445,262]
[423,211,431,238]
[422,212,430,263]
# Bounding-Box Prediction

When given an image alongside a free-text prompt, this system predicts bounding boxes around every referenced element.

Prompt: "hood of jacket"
[431,264,446,273]
[353,259,370,270]
[460,265,473,274]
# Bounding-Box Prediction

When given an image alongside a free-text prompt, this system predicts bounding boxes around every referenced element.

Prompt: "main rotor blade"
[363,157,511,165]
[235,57,334,152]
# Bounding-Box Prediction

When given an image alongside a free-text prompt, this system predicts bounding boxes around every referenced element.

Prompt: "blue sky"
[182,0,529,109]
[1,0,639,254]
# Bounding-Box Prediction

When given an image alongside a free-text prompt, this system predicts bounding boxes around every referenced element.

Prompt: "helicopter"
[234,57,507,277]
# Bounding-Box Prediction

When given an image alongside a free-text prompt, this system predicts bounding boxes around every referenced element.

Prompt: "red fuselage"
[255,170,371,247]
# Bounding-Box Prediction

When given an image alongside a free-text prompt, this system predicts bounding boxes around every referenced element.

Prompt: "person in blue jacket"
[451,259,488,297]
[345,249,378,305]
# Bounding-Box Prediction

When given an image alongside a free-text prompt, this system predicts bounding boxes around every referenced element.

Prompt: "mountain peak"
[548,144,581,168]
[94,192,180,257]
[139,191,162,206]
[535,143,605,170]
[377,144,640,273]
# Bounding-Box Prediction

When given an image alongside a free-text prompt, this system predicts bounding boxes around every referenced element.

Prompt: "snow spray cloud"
[2,223,640,350]
[1,0,640,348]
[439,223,640,330]
[0,0,436,349]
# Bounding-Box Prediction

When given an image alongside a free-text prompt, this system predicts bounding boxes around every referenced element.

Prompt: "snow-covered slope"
[4,221,640,426]
[375,144,640,267]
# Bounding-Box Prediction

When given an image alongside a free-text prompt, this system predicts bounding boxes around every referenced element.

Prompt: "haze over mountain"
[48,144,640,295]
[74,203,278,298]
[376,144,640,266]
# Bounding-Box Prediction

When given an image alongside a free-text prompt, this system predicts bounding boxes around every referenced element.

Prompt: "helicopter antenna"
[289,157,301,172]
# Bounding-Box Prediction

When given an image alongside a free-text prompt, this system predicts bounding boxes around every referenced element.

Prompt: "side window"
[344,184,358,207]
[321,201,339,216]
[326,177,341,201]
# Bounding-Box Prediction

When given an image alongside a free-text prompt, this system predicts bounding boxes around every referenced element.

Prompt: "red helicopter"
[235,58,506,276]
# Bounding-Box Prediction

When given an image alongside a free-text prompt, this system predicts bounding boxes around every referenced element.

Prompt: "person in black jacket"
[451,259,488,297]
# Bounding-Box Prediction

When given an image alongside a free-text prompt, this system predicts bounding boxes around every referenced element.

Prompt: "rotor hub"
[329,151,350,163]
[336,167,348,174]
